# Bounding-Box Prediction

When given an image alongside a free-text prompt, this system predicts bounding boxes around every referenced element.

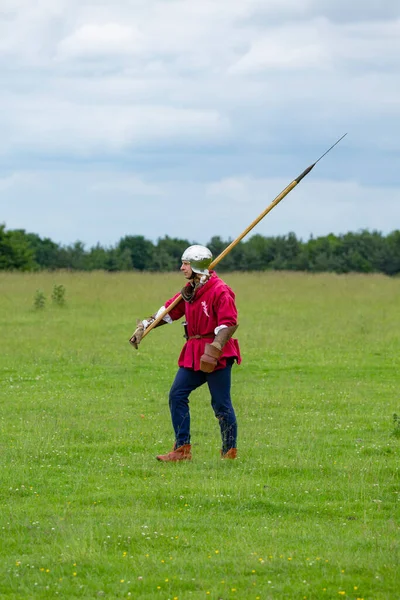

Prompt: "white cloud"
[0,0,400,245]
[230,18,400,74]
[57,23,143,59]
[207,177,256,203]
[1,97,231,155]
[90,176,161,196]
[230,20,330,73]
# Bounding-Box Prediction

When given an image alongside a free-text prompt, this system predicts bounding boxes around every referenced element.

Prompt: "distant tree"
[115,247,134,271]
[1,224,399,275]
[154,236,191,271]
[381,230,400,275]
[62,241,87,270]
[207,236,226,259]
[85,244,111,270]
[240,235,272,270]
[301,234,344,272]
[25,233,62,269]
[269,232,301,270]
[117,235,154,271]
[0,225,36,271]
[224,241,246,271]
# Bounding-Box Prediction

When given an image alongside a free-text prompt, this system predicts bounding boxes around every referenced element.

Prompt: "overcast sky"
[1,0,399,248]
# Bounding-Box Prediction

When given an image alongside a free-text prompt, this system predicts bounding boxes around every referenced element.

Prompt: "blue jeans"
[168,362,237,452]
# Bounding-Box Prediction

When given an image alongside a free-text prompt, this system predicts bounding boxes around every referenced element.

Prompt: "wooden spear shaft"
[140,134,347,340]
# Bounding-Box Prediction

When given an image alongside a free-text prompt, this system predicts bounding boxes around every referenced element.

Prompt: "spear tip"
[295,133,347,184]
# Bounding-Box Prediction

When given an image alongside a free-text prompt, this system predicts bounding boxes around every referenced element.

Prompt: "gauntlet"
[129,310,169,349]
[129,319,145,349]
[199,325,238,373]
[200,342,222,373]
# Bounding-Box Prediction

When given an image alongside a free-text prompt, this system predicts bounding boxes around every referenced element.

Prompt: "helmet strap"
[181,273,210,303]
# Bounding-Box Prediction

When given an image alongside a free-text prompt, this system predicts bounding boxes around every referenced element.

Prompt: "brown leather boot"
[156,444,192,462]
[221,448,237,459]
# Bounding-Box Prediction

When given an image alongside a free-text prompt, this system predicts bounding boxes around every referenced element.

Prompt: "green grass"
[0,271,399,600]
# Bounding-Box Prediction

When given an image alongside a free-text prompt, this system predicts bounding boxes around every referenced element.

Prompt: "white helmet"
[181,245,213,275]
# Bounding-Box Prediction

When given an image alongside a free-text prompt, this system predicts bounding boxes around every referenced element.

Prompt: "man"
[129,244,241,462]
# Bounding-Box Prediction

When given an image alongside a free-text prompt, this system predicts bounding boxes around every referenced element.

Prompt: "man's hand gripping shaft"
[129,312,168,349]
[129,319,146,349]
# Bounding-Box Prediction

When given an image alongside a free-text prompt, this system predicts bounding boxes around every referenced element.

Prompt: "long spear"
[141,133,347,340]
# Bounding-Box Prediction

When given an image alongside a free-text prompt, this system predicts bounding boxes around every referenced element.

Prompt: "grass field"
[0,270,399,600]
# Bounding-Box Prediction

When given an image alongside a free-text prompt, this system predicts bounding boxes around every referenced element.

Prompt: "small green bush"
[51,284,66,306]
[33,289,46,310]
[392,413,400,438]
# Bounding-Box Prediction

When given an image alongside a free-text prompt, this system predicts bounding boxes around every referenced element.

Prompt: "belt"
[187,333,214,340]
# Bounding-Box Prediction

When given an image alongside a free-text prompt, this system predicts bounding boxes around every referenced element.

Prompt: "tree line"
[1,224,400,275]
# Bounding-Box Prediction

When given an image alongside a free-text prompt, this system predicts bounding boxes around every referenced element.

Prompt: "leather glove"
[129,319,145,349]
[200,342,222,373]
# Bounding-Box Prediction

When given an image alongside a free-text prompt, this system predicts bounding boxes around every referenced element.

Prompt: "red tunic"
[165,272,241,371]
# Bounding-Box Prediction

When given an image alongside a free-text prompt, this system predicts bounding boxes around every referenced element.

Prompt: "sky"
[1,0,399,248]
